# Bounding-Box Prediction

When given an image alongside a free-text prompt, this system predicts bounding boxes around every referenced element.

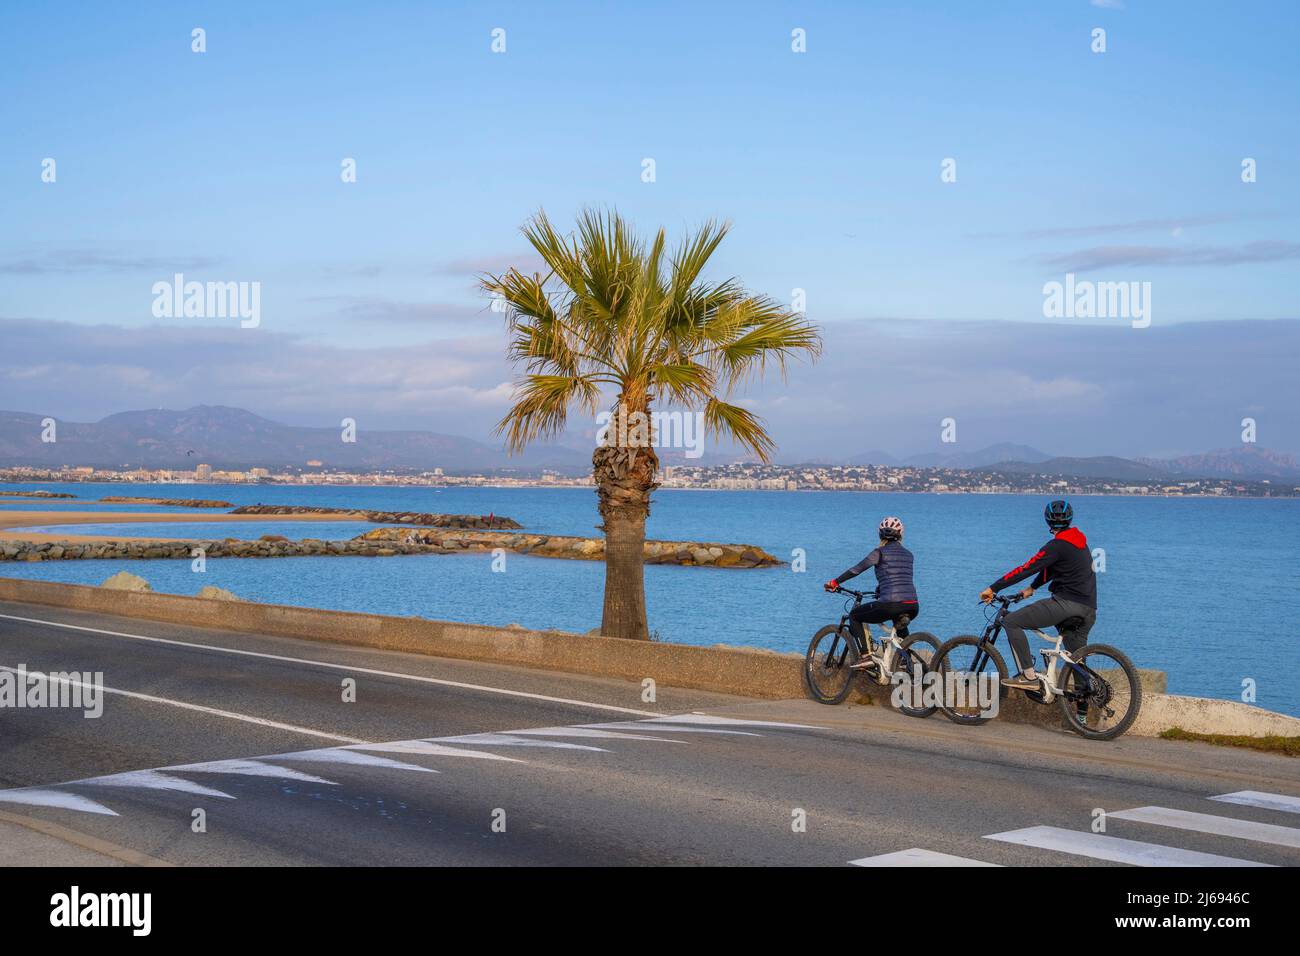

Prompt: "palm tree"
[481,208,821,641]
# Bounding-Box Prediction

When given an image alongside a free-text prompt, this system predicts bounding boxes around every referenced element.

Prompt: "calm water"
[2,482,1297,717]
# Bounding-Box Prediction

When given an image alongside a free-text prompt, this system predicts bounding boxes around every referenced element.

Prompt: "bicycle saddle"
[1058,615,1086,632]
[893,614,911,628]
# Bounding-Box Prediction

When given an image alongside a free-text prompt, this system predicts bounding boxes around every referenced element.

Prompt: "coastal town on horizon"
[2,459,1296,498]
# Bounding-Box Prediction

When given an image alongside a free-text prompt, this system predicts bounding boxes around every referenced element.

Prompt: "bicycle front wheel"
[1056,643,1142,740]
[932,635,1007,725]
[893,632,940,718]
[803,625,860,704]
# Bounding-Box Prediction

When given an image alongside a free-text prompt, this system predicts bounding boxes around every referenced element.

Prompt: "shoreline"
[0,509,365,544]
[0,482,1294,502]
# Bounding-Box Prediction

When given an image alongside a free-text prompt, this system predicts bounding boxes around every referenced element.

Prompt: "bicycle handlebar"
[827,585,876,600]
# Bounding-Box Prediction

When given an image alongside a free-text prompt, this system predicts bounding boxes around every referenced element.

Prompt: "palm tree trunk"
[593,399,660,640]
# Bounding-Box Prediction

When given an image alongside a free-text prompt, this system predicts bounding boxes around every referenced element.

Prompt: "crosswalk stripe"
[1210,791,1300,815]
[985,826,1274,867]
[1111,806,1300,849]
[850,848,1000,867]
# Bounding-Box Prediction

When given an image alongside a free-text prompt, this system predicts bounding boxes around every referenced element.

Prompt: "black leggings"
[849,601,919,641]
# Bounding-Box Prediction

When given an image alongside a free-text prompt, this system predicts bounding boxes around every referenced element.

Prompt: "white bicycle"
[803,586,940,717]
[930,594,1142,740]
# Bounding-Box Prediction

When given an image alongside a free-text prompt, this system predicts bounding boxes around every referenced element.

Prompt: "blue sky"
[1,1,1298,458]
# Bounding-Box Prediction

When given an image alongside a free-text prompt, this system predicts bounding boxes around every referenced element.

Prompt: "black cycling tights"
[849,601,919,641]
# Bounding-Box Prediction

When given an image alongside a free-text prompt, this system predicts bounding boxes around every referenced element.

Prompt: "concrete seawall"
[0,575,1295,740]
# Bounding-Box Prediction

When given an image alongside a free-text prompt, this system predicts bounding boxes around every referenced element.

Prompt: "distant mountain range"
[1136,446,1300,481]
[3,406,1297,483]
[0,406,591,474]
[846,443,1300,483]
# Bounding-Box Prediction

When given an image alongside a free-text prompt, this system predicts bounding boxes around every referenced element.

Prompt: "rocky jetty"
[229,504,522,529]
[1,537,450,561]
[0,490,77,499]
[0,529,780,567]
[100,496,234,508]
[356,528,781,567]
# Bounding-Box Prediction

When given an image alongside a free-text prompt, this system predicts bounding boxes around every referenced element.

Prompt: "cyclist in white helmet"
[824,516,919,656]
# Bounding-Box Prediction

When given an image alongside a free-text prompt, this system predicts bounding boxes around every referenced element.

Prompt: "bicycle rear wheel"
[803,625,859,704]
[893,632,940,718]
[932,635,1007,725]
[1056,643,1142,740]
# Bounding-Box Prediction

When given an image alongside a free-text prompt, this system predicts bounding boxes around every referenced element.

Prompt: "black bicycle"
[929,594,1142,740]
[803,586,939,716]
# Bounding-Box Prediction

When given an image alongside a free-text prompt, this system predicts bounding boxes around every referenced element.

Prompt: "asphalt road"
[0,598,1297,867]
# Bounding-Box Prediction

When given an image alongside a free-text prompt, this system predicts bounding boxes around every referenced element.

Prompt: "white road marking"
[0,611,661,717]
[0,664,363,743]
[1111,806,1300,849]
[850,848,1001,867]
[78,770,235,799]
[433,733,608,751]
[1210,791,1300,815]
[645,714,821,729]
[0,789,118,816]
[985,826,1274,867]
[169,759,338,784]
[274,749,437,772]
[501,727,687,743]
[343,740,521,762]
[581,721,761,736]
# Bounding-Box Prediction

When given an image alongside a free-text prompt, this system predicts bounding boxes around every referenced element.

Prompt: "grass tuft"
[1159,726,1300,757]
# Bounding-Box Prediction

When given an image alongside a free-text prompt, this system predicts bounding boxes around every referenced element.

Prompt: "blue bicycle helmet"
[1044,499,1073,529]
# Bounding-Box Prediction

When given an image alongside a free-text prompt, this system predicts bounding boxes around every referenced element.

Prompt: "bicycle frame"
[978,603,1091,705]
[830,590,913,684]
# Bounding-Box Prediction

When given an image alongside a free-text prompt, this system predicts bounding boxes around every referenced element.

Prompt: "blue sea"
[2,482,1298,717]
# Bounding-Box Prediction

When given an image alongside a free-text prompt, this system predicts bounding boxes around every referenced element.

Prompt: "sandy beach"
[0,509,366,544]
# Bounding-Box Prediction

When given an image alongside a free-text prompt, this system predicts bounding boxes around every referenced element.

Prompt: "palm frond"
[703,397,777,462]
[495,374,601,452]
[486,207,822,459]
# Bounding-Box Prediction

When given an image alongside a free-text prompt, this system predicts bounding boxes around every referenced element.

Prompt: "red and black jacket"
[989,527,1096,609]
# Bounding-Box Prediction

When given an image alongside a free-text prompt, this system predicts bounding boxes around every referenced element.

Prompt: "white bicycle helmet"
[878,516,904,540]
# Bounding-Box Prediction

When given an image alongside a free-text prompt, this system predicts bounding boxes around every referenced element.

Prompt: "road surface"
[0,598,1297,867]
